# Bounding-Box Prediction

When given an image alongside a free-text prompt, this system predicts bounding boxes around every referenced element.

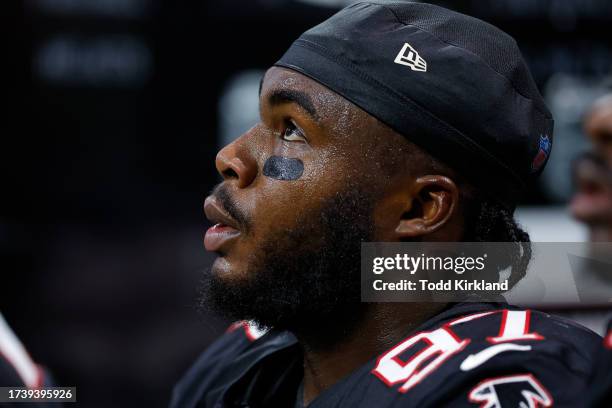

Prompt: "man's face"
[570,100,612,226]
[585,101,612,167]
[200,67,414,334]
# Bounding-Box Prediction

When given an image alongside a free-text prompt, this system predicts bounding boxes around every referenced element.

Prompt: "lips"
[203,196,241,252]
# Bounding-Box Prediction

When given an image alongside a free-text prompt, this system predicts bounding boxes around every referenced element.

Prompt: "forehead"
[261,67,355,121]
[591,104,612,122]
[262,66,330,98]
[261,67,390,146]
[587,103,612,134]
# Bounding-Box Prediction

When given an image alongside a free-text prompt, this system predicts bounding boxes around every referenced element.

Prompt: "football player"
[571,93,612,242]
[172,2,602,407]
[570,94,612,407]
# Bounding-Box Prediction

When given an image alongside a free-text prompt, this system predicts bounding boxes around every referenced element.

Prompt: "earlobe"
[395,176,458,239]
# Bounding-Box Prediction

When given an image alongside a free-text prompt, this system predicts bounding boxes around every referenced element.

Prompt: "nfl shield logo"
[531,134,551,172]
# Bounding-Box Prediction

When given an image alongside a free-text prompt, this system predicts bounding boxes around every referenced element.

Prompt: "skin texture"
[204,67,468,405]
[570,95,612,241]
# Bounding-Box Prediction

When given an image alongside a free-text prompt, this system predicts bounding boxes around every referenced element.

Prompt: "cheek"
[250,143,371,229]
[371,193,408,240]
[249,162,339,232]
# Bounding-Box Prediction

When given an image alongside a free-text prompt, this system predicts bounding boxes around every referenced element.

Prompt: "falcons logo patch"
[469,374,553,408]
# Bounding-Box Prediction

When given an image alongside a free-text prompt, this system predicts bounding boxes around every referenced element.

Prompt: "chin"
[211,256,250,283]
[210,256,231,277]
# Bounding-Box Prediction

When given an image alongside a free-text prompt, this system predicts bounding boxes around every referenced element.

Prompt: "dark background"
[3,0,612,406]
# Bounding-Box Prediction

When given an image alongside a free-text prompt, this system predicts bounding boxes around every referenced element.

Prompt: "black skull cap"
[274,1,554,208]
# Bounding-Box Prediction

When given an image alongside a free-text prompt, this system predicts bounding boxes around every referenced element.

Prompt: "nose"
[215,139,257,188]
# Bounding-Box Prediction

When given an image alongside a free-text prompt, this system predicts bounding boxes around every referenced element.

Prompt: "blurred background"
[3,0,612,406]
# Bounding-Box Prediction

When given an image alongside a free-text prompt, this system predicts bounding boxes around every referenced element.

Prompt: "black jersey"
[0,357,25,388]
[171,303,601,408]
[588,319,612,407]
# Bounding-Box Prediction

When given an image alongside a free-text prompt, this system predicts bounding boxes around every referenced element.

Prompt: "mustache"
[210,184,251,232]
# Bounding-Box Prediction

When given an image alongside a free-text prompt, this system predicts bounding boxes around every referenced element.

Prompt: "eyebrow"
[265,88,319,120]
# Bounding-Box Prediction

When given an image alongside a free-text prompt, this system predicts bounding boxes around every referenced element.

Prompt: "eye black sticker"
[263,156,304,181]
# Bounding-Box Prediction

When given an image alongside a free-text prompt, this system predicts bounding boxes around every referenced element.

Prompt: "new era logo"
[394,43,427,72]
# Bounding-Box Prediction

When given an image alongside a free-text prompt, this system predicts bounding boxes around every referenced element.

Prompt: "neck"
[590,225,612,242]
[298,303,444,406]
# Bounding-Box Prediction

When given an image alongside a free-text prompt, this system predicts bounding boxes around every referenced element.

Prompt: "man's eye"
[281,121,306,142]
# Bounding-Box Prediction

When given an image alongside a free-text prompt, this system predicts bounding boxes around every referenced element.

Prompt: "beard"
[198,187,375,347]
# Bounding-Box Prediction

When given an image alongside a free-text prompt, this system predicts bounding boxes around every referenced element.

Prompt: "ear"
[395,175,459,239]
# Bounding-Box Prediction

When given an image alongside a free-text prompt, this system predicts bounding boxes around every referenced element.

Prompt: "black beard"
[198,188,375,348]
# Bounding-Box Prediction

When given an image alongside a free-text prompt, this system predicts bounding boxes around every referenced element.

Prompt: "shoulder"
[170,321,293,408]
[588,319,612,407]
[366,304,600,407]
